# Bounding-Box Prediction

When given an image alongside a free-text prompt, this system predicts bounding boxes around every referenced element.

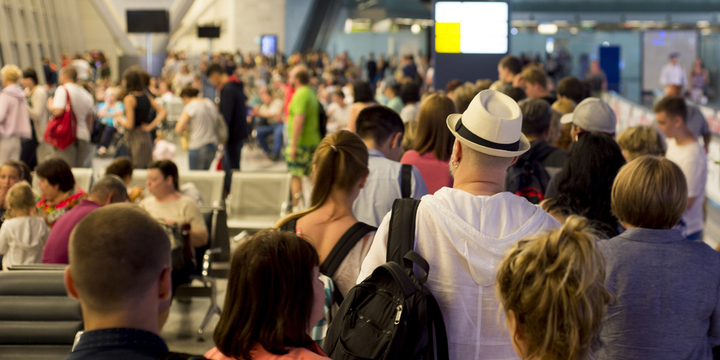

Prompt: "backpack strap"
[386,198,421,264]
[400,164,412,198]
[427,294,450,360]
[320,222,376,278]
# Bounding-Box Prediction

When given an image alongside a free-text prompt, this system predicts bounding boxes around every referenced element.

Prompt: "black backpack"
[505,147,555,204]
[400,164,412,198]
[323,198,449,360]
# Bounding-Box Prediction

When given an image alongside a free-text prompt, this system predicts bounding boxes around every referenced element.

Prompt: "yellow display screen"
[434,1,509,54]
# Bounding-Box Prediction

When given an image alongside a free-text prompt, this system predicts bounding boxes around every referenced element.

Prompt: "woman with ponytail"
[275,130,375,297]
[496,215,614,360]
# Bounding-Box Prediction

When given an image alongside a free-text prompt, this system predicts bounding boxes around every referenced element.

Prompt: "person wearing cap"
[560,97,617,141]
[660,52,688,90]
[358,90,560,360]
[654,96,707,241]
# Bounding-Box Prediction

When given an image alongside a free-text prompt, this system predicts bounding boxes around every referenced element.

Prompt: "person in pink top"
[205,229,328,360]
[401,93,456,194]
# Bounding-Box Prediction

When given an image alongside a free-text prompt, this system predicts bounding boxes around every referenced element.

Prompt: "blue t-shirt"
[97,102,124,127]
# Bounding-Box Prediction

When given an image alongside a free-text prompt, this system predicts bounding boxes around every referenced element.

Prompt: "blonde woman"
[0,65,32,163]
[496,215,614,360]
[599,155,720,360]
[616,125,666,162]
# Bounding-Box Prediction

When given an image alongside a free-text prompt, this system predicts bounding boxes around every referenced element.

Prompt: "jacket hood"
[5,217,48,250]
[421,188,560,286]
[2,84,27,100]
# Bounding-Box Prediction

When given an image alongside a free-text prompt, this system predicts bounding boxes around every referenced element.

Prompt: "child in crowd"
[0,182,49,270]
[653,97,707,240]
[598,155,720,360]
[205,229,328,360]
[96,86,124,155]
[496,215,614,360]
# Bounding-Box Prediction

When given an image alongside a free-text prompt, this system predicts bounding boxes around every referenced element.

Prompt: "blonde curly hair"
[496,215,615,360]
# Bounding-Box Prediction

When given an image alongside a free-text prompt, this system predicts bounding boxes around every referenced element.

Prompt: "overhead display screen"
[434,1,509,54]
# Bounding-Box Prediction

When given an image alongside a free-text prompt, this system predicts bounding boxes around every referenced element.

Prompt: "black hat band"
[455,117,521,152]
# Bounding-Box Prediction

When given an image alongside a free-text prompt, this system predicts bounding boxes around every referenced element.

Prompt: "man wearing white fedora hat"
[358,90,560,360]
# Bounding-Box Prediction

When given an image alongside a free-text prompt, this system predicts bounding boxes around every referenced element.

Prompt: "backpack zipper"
[394,305,403,325]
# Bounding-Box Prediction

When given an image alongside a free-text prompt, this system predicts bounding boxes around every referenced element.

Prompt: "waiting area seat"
[128,170,225,207]
[0,270,82,360]
[226,172,291,230]
[32,168,94,194]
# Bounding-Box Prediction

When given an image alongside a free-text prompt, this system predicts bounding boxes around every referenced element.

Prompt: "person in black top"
[366,53,377,86]
[64,203,206,360]
[206,63,248,192]
[117,68,166,168]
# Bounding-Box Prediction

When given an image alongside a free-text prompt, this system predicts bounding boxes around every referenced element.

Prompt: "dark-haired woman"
[401,93,455,194]
[116,69,166,168]
[542,132,626,238]
[347,81,376,133]
[175,87,219,170]
[206,229,328,360]
[276,130,375,298]
[35,158,87,228]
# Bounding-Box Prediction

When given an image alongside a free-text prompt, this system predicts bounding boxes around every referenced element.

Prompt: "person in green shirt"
[286,66,321,207]
[384,82,404,114]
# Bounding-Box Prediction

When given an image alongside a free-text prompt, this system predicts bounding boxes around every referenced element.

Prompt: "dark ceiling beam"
[513,1,720,13]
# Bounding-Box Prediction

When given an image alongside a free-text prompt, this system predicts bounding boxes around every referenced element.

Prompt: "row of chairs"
[30,168,293,231]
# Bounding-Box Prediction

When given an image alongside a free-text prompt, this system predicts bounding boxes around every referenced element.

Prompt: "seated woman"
[140,160,208,291]
[616,125,666,162]
[542,132,626,238]
[275,130,375,297]
[206,229,327,360]
[36,158,87,228]
[496,215,614,360]
[598,156,720,360]
[105,156,143,202]
[400,93,456,194]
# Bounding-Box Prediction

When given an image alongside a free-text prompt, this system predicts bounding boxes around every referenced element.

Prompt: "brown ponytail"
[276,130,369,227]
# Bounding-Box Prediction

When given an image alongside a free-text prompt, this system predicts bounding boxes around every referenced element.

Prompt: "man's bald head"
[68,204,170,312]
[89,175,128,204]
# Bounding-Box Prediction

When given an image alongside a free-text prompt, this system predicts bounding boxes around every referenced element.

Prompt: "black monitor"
[198,26,221,38]
[126,10,169,33]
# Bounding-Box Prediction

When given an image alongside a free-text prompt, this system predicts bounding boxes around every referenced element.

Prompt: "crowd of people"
[0,46,718,360]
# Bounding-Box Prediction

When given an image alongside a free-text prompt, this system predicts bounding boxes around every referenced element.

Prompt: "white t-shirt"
[666,138,707,235]
[400,103,418,123]
[183,99,219,149]
[71,59,92,81]
[327,102,349,133]
[52,84,94,142]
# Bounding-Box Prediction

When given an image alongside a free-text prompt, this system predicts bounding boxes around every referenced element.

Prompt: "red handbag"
[44,87,76,150]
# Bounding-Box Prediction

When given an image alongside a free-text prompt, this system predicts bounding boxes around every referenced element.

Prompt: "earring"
[451,161,459,168]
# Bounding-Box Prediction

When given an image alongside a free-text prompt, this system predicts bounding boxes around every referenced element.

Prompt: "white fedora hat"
[446,90,530,158]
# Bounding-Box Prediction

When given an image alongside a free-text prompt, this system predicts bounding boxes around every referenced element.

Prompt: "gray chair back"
[0,270,82,359]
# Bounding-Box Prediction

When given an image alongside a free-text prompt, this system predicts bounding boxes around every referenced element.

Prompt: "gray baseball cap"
[560,98,617,134]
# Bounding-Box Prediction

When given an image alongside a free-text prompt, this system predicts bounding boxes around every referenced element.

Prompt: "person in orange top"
[205,229,328,360]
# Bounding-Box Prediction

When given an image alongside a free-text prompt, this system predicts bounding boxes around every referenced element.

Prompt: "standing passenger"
[0,65,32,163]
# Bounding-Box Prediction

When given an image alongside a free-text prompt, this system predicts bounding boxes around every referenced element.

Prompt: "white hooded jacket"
[358,187,560,360]
[0,216,49,269]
